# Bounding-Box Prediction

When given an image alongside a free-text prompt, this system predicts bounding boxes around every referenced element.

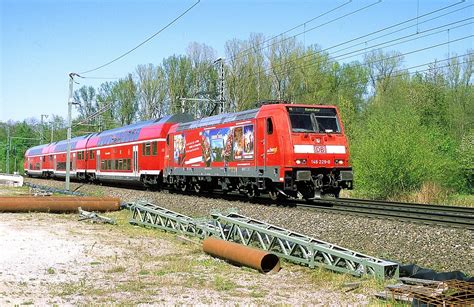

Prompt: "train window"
[287,107,340,133]
[89,150,95,160]
[42,156,46,162]
[115,160,119,170]
[107,160,111,170]
[49,155,53,161]
[101,161,105,170]
[118,159,123,170]
[152,141,157,156]
[127,158,131,170]
[143,142,151,156]
[166,135,170,145]
[267,118,274,135]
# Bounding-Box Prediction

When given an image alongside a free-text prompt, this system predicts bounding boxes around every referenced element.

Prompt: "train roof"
[90,113,193,147]
[25,143,50,156]
[176,108,260,131]
[52,134,91,152]
[174,103,339,132]
[25,113,193,156]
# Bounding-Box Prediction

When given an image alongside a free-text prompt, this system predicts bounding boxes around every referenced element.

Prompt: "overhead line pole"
[40,114,48,144]
[6,126,10,174]
[66,73,79,191]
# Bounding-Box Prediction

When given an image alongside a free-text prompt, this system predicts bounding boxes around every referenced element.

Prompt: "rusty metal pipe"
[202,237,280,273]
[0,196,120,213]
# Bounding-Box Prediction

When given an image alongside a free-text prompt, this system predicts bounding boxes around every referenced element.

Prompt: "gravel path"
[25,178,474,275]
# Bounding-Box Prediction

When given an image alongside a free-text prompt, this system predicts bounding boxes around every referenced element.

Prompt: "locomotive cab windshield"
[287,107,340,133]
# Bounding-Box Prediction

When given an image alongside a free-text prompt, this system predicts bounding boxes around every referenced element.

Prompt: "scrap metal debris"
[24,182,84,196]
[78,207,116,225]
[377,278,474,305]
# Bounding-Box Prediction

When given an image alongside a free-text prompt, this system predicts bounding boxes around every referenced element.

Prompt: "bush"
[350,100,463,199]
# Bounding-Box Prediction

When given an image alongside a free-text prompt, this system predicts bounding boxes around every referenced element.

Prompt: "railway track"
[24,178,474,230]
[300,198,474,230]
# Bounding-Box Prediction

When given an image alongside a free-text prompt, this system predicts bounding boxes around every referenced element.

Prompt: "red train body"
[24,102,353,199]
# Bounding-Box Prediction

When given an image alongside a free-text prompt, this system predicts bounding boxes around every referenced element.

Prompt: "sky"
[1,0,473,122]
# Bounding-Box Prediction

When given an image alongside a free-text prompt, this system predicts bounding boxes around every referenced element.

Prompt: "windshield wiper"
[292,128,315,133]
[310,113,319,132]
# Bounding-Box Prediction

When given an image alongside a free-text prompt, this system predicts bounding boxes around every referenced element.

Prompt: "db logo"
[315,138,321,143]
[314,146,326,153]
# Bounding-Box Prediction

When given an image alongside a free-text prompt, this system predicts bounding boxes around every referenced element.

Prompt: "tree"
[364,50,403,96]
[113,74,138,125]
[73,86,98,120]
[186,42,219,117]
[96,81,119,130]
[136,64,167,120]
[163,55,193,114]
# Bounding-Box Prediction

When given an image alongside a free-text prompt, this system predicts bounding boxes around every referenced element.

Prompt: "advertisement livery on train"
[24,102,353,199]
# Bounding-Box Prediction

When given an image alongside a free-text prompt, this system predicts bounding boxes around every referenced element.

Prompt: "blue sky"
[1,0,473,122]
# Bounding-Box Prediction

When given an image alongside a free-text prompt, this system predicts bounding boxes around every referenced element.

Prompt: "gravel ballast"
[25,178,474,275]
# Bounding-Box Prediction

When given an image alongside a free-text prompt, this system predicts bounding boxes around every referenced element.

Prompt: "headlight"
[335,159,344,165]
[295,159,307,165]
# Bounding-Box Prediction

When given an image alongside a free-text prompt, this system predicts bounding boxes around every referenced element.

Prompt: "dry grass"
[388,181,474,207]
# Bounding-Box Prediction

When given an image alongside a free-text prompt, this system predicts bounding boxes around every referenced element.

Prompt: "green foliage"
[351,83,465,199]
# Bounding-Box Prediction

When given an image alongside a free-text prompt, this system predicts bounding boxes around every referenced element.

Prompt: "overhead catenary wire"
[228,0,383,66]
[228,1,469,81]
[228,0,353,64]
[227,0,465,67]
[288,54,472,101]
[80,76,120,80]
[333,20,472,62]
[329,3,473,56]
[239,19,473,82]
[79,0,200,75]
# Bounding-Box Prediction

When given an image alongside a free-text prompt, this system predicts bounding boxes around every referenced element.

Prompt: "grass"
[106,266,126,274]
[0,185,30,196]
[447,194,474,207]
[46,267,55,275]
[213,276,237,291]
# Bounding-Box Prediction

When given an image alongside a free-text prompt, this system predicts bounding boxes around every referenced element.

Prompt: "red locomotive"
[24,101,353,199]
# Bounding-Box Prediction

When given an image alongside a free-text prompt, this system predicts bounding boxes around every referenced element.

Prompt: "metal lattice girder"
[211,212,399,279]
[128,201,220,238]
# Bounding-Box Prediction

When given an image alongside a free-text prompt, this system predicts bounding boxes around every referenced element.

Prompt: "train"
[24,101,353,199]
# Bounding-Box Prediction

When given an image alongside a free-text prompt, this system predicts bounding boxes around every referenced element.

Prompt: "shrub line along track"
[299,198,474,230]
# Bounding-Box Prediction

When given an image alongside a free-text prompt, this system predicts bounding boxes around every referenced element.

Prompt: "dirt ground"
[0,207,387,305]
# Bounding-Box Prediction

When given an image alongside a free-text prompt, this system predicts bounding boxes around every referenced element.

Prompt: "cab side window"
[267,118,274,135]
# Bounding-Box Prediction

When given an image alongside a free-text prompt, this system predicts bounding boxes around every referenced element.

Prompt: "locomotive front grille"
[339,170,353,181]
[296,170,312,181]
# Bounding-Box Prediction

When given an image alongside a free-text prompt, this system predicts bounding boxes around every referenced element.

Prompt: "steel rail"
[24,178,473,229]
[301,198,474,230]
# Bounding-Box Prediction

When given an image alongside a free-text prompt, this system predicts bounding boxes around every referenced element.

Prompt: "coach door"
[256,118,266,171]
[72,153,76,171]
[133,145,138,177]
[53,155,57,171]
[96,150,100,174]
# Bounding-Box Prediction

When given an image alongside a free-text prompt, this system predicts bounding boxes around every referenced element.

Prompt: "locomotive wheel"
[180,183,187,192]
[193,183,201,193]
[246,185,259,199]
[269,190,278,200]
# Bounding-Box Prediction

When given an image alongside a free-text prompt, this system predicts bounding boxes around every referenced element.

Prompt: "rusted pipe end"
[203,237,280,274]
[261,253,280,273]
